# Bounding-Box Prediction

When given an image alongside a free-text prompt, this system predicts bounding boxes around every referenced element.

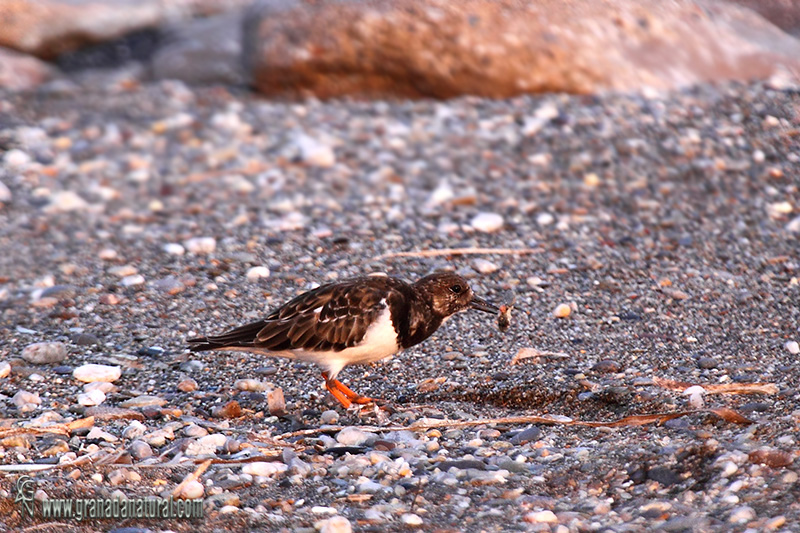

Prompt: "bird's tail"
[186,320,267,352]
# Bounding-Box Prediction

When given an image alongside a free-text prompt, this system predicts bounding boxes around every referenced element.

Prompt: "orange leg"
[322,372,377,407]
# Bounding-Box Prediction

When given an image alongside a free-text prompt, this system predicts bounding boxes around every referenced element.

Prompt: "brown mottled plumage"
[187,272,499,408]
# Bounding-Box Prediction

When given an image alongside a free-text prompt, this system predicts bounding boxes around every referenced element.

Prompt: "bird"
[187,272,500,408]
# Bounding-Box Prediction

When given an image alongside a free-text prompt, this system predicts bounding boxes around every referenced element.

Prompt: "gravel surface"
[0,80,799,532]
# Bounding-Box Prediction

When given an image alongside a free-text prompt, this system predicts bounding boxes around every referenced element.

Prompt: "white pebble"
[44,191,89,213]
[295,134,336,167]
[163,243,185,255]
[184,237,216,254]
[0,361,10,378]
[536,212,555,226]
[86,427,117,442]
[401,513,423,526]
[77,389,106,406]
[0,181,11,203]
[336,427,371,446]
[4,148,31,167]
[729,505,756,524]
[472,258,499,274]
[13,390,41,412]
[120,274,145,287]
[73,364,121,383]
[242,462,288,477]
[785,341,799,355]
[786,216,800,233]
[246,266,270,281]
[320,516,352,533]
[179,480,204,499]
[471,212,504,233]
[526,510,558,523]
[235,378,268,391]
[426,181,454,208]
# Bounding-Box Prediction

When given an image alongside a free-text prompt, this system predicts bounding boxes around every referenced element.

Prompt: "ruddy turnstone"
[187,272,500,408]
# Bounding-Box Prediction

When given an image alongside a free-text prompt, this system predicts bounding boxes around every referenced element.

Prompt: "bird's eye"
[450,284,463,294]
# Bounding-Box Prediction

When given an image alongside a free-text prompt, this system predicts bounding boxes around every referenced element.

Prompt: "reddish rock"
[726,0,800,36]
[244,0,800,99]
[0,46,54,89]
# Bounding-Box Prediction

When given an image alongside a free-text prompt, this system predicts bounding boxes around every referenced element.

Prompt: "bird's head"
[414,272,499,318]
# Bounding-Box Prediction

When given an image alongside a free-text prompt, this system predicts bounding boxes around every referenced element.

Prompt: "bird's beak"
[470,295,500,314]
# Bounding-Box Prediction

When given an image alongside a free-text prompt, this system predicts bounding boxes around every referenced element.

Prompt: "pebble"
[241,462,288,477]
[510,426,542,445]
[73,364,121,383]
[525,510,558,523]
[234,378,267,392]
[320,516,352,533]
[142,428,173,447]
[163,243,186,255]
[591,359,621,373]
[179,480,204,499]
[553,303,571,318]
[22,342,68,364]
[728,505,756,524]
[785,341,799,355]
[295,134,336,167]
[786,215,800,233]
[86,427,118,442]
[178,378,198,392]
[121,274,145,287]
[183,424,209,438]
[336,427,371,446]
[400,513,423,526]
[183,237,216,254]
[697,356,718,369]
[13,390,41,412]
[246,266,271,281]
[77,389,106,406]
[0,361,11,378]
[321,410,339,424]
[109,265,138,277]
[471,212,504,233]
[268,388,286,416]
[119,395,167,408]
[0,181,12,203]
[119,423,147,443]
[4,148,31,167]
[44,191,89,212]
[473,258,499,274]
[536,212,555,226]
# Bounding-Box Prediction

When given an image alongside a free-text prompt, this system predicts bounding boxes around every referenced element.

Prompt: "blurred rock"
[727,0,800,36]
[0,46,54,90]
[151,10,246,86]
[244,0,800,98]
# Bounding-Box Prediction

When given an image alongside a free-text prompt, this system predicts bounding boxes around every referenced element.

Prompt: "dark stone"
[591,359,621,373]
[52,365,74,374]
[509,427,542,445]
[439,459,487,471]
[255,366,278,375]
[70,332,99,346]
[647,466,681,486]
[697,357,718,369]
[739,402,769,413]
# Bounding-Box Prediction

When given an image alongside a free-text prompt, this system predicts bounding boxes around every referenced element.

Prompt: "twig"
[274,409,751,441]
[171,459,212,498]
[652,377,778,395]
[510,347,570,365]
[0,416,95,439]
[372,247,543,261]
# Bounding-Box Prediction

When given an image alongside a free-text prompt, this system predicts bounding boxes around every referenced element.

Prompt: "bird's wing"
[255,280,390,352]
[188,278,394,353]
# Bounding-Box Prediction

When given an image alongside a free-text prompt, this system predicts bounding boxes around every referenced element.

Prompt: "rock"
[246,266,271,281]
[553,303,572,318]
[163,243,186,255]
[234,378,267,392]
[183,237,216,254]
[470,212,504,233]
[77,389,106,406]
[73,364,121,383]
[241,461,288,477]
[151,10,246,86]
[591,359,621,373]
[44,191,89,213]
[0,0,166,59]
[244,0,800,99]
[185,433,226,456]
[509,426,541,445]
[3,148,30,167]
[267,387,286,416]
[0,180,10,203]
[183,424,208,438]
[212,400,242,418]
[400,513,423,526]
[119,395,167,408]
[70,332,99,346]
[524,510,558,523]
[121,274,146,287]
[123,421,147,439]
[294,134,336,167]
[86,427,118,442]
[0,46,54,90]
[321,410,339,425]
[0,361,11,378]
[697,356,718,369]
[320,516,352,533]
[178,479,204,499]
[85,406,144,421]
[336,427,371,446]
[22,342,68,364]
[729,505,756,524]
[13,390,41,412]
[178,378,198,392]
[472,258,499,274]
[785,341,800,355]
[536,212,555,226]
[141,428,173,447]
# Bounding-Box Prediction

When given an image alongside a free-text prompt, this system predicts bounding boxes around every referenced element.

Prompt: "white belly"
[284,306,400,379]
